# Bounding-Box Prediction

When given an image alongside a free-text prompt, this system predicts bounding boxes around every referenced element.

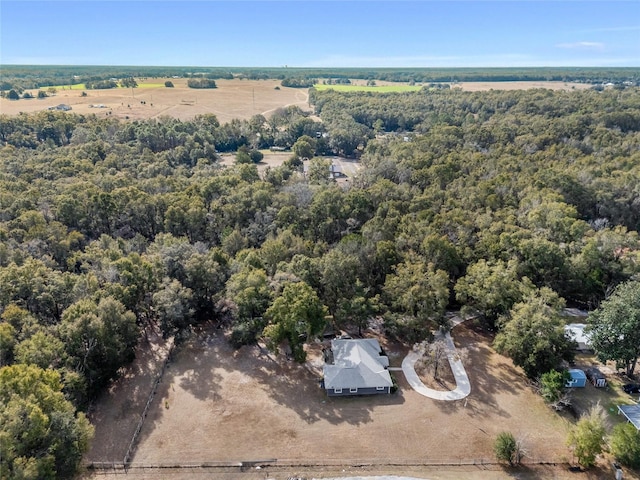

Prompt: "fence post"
[123,342,174,467]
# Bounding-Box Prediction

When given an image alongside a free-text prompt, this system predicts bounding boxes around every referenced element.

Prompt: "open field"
[0,78,311,123]
[219,152,363,180]
[124,324,572,465]
[83,322,640,479]
[1,78,593,124]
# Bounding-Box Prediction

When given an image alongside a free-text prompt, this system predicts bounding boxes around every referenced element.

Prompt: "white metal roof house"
[322,339,393,396]
[564,323,592,350]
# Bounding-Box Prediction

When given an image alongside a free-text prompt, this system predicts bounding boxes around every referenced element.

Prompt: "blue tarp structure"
[565,369,587,388]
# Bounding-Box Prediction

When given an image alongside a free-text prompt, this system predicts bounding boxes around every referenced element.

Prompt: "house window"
[376,386,385,391]
[334,388,342,394]
[349,388,358,393]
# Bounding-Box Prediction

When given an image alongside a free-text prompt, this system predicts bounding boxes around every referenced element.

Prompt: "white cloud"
[556,42,605,51]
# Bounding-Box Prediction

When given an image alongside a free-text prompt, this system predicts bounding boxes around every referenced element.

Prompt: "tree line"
[2,65,639,92]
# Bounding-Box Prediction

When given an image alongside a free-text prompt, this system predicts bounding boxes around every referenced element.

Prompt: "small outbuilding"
[565,369,587,388]
[564,323,592,351]
[586,367,607,388]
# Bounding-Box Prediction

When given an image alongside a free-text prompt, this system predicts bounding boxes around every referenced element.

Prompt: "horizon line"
[2,64,640,69]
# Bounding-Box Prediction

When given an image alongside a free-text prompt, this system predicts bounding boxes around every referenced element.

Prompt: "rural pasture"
[1,78,591,124]
[84,322,640,479]
[88,324,576,469]
[0,78,311,123]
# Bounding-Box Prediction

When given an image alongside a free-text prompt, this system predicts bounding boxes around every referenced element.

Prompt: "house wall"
[327,386,390,397]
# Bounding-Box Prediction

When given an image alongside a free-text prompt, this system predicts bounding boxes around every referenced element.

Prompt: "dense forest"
[1,85,640,478]
[2,65,639,91]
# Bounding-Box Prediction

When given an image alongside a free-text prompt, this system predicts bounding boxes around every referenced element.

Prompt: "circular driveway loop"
[400,320,471,401]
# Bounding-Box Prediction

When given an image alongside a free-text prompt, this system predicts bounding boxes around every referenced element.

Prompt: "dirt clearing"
[0,78,311,123]
[126,323,571,465]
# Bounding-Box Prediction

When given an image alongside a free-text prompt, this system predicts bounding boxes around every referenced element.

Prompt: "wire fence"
[121,342,175,466]
[86,455,569,474]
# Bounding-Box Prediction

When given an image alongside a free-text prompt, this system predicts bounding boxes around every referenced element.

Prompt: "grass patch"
[49,83,86,90]
[136,83,165,88]
[313,84,423,93]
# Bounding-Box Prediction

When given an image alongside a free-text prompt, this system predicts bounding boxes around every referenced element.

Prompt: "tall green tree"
[494,289,575,379]
[384,259,449,327]
[292,135,317,160]
[0,364,93,479]
[586,281,640,376]
[263,281,327,362]
[59,297,138,394]
[152,278,194,337]
[455,259,530,327]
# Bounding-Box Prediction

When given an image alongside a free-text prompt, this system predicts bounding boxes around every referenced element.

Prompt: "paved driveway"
[400,319,471,401]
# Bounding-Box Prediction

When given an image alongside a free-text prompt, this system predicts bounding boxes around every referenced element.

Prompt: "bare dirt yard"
[0,78,311,123]
[84,326,173,463]
[83,322,640,480]
[127,323,571,465]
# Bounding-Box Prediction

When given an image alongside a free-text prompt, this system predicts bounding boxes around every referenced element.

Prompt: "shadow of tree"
[428,324,521,419]
[86,325,172,461]
[133,326,405,456]
[222,339,405,426]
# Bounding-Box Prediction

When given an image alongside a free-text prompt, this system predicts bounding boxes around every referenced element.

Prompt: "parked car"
[623,383,640,394]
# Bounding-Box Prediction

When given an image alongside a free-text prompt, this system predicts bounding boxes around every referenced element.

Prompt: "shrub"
[539,369,570,406]
[567,403,607,468]
[229,320,263,349]
[494,431,521,466]
[187,78,217,89]
[610,422,640,469]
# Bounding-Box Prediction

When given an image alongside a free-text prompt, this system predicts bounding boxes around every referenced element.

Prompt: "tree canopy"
[0,364,93,479]
[494,289,576,379]
[586,280,640,376]
[0,84,640,475]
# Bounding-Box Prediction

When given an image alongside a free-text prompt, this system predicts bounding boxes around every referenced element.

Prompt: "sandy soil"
[85,326,173,463]
[127,324,571,466]
[0,78,311,123]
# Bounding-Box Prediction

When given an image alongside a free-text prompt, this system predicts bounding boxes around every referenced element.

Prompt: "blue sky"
[1,1,638,67]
